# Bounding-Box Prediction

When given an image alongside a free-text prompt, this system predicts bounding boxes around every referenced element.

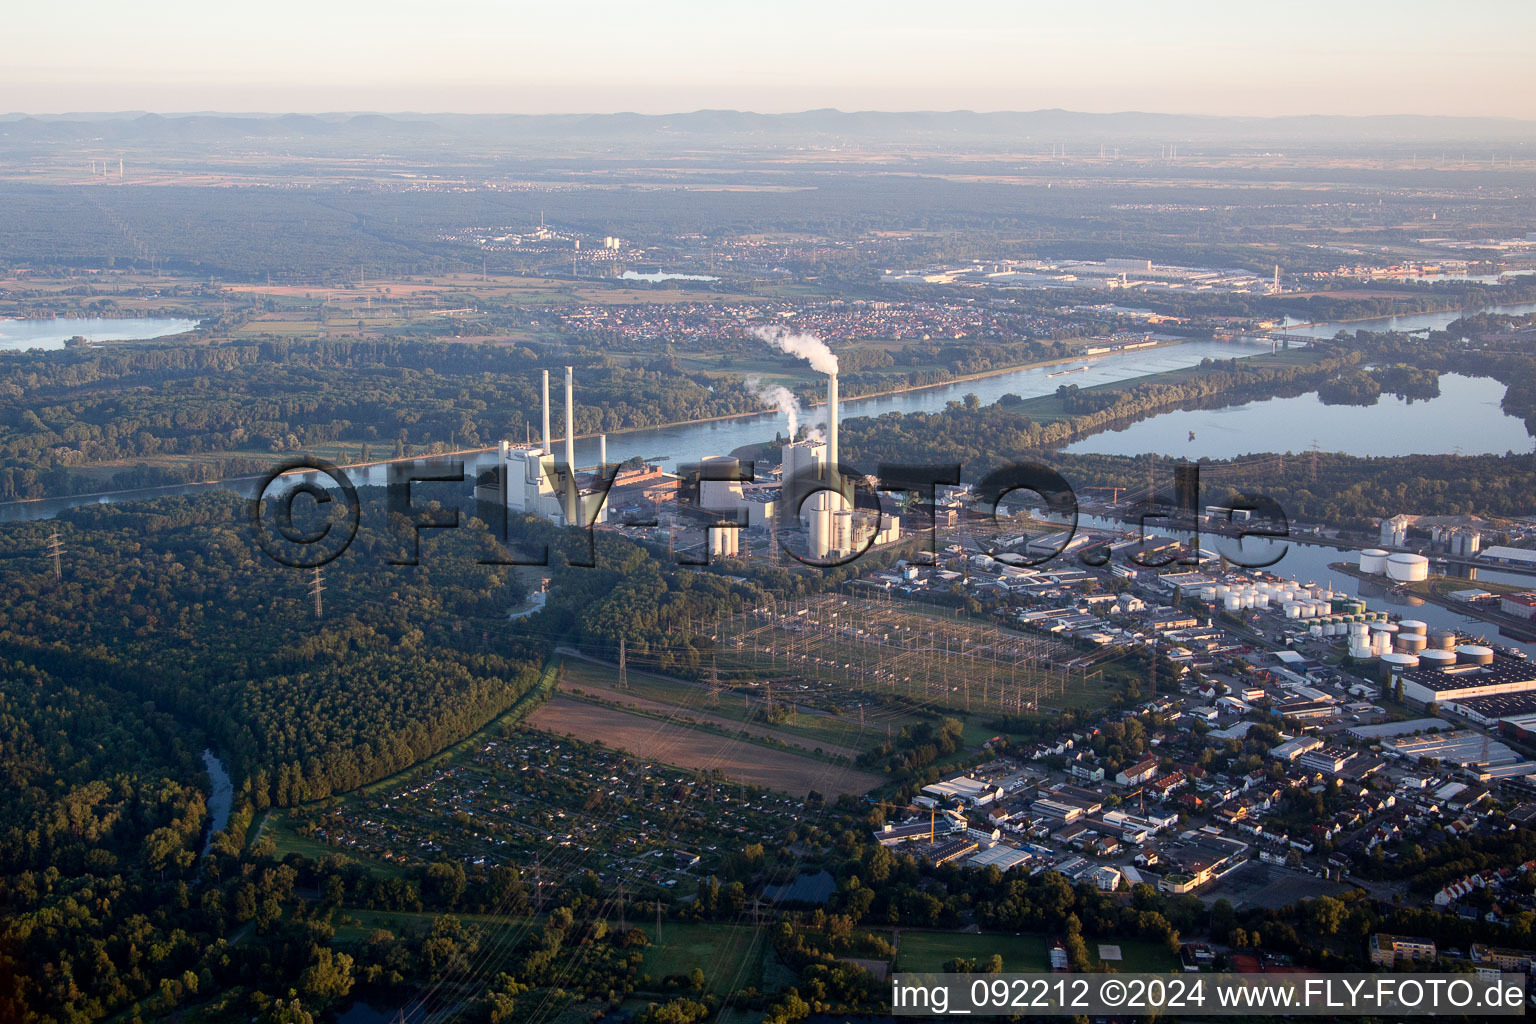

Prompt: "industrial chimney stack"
[827,372,838,477]
[564,366,577,523]
[541,370,551,452]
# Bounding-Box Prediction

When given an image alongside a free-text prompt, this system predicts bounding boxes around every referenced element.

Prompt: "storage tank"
[1428,630,1457,651]
[1456,644,1494,666]
[1224,593,1242,612]
[1386,553,1430,582]
[1310,624,1324,637]
[1419,649,1457,670]
[1395,633,1427,654]
[1398,619,1428,636]
[1349,643,1374,660]
[1379,651,1420,682]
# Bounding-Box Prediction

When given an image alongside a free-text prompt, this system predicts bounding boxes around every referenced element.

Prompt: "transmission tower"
[309,565,325,619]
[47,530,63,582]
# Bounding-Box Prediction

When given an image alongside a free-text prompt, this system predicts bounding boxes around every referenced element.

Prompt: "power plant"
[479,359,897,561]
[782,371,857,560]
[482,365,608,529]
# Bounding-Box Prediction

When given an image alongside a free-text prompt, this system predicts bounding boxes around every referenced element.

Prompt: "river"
[1277,299,1536,339]
[0,299,1532,523]
[0,336,1274,521]
[200,749,234,860]
[0,316,200,351]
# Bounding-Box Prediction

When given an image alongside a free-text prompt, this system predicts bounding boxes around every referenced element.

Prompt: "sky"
[6,0,1536,118]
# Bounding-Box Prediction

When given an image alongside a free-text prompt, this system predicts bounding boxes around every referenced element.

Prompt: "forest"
[0,339,776,499]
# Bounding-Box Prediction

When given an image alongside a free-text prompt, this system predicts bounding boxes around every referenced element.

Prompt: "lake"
[0,316,200,351]
[619,270,719,283]
[1064,373,1532,458]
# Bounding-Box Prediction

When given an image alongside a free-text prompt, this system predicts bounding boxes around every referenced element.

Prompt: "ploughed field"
[526,695,883,798]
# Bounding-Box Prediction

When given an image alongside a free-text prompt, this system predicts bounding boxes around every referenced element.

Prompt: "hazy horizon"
[7,106,1536,123]
[8,0,1536,120]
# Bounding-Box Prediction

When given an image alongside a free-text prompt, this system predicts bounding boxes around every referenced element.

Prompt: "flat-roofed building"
[1370,933,1437,967]
[1270,736,1324,762]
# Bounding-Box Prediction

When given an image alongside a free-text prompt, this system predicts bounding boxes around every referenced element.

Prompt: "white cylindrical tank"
[1349,643,1374,660]
[1359,548,1390,574]
[1310,624,1324,637]
[1224,593,1242,611]
[1398,619,1428,636]
[1386,553,1430,582]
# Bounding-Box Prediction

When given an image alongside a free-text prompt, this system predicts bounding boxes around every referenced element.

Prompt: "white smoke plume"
[750,324,839,375]
[745,376,801,439]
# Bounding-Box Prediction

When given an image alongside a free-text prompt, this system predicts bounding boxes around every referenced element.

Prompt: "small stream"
[200,748,234,859]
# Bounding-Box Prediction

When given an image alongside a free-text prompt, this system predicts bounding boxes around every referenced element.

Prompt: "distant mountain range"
[1,108,1530,148]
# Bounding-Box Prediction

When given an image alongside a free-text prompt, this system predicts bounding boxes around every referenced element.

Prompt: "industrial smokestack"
[541,370,551,451]
[564,366,577,522]
[599,433,607,469]
[827,373,838,479]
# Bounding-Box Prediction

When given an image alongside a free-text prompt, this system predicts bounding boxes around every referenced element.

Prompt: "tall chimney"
[827,373,839,477]
[541,369,551,451]
[599,433,607,469]
[564,366,577,522]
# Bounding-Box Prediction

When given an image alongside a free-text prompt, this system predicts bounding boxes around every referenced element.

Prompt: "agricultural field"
[526,695,882,798]
[556,654,919,760]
